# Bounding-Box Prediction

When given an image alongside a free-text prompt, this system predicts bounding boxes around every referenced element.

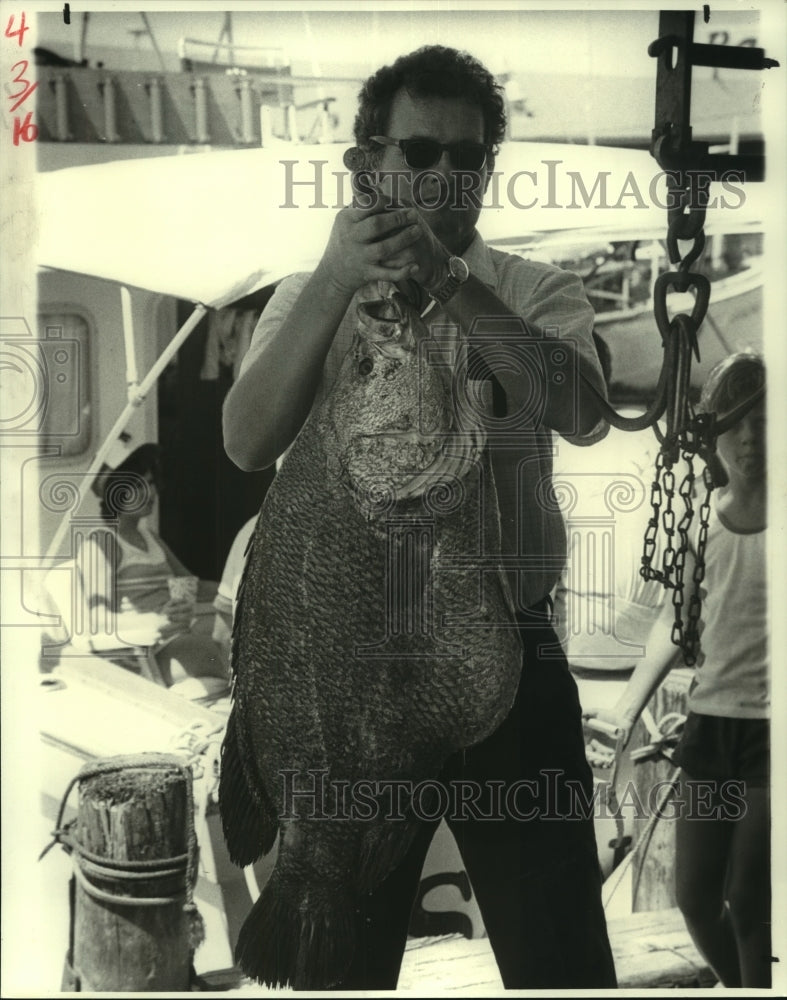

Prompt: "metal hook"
[653,271,710,358]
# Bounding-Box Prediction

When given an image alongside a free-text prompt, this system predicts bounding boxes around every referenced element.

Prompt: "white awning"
[35,144,344,308]
[35,141,763,309]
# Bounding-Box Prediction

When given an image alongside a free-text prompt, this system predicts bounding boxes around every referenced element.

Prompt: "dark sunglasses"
[370,135,489,172]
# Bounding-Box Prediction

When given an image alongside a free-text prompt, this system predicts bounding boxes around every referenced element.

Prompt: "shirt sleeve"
[524,265,609,446]
[238,272,312,379]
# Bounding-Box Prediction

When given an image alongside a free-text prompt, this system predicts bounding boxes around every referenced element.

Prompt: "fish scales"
[219,282,523,989]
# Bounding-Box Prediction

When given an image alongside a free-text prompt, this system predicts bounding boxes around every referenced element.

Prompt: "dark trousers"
[337,609,618,990]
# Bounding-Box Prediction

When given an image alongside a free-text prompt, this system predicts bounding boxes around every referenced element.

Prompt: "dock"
[206,906,714,994]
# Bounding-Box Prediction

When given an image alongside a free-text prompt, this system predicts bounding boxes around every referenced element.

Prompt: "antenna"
[139,12,167,74]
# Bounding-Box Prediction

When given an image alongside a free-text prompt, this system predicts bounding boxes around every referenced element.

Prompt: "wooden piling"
[63,752,202,992]
[631,668,692,912]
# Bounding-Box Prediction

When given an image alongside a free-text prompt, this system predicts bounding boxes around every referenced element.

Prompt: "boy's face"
[716,398,766,485]
[375,88,489,255]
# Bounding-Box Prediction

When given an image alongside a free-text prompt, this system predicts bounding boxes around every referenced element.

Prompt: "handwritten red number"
[8,59,38,112]
[6,13,37,146]
[12,111,38,145]
[5,12,29,47]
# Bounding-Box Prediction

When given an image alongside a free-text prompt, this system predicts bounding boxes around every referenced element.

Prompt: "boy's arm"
[583,591,686,746]
[583,476,699,745]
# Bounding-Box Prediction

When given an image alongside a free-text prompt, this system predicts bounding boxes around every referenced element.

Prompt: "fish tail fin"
[235,870,356,990]
[219,709,278,866]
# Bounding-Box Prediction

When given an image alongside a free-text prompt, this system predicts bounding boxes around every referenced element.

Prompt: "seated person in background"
[72,439,230,700]
[212,514,258,660]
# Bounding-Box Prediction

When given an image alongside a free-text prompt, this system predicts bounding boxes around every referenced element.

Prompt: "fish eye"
[358,357,374,376]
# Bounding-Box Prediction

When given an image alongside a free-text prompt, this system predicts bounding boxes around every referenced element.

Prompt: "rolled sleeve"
[238,272,311,379]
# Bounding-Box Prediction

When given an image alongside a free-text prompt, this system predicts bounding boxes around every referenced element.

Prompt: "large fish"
[219,281,522,989]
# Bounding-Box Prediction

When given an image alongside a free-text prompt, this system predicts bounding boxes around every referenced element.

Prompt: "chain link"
[684,465,714,665]
[641,169,719,664]
[642,452,662,582]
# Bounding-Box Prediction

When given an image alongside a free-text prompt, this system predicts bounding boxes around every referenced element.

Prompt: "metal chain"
[669,451,694,659]
[641,448,677,587]
[640,14,775,663]
[682,464,714,666]
[641,451,663,581]
[642,171,718,664]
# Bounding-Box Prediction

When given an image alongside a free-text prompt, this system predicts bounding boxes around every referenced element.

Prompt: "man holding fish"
[223,45,616,990]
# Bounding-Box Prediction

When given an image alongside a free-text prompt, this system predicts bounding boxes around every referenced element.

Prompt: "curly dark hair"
[353,46,507,164]
[99,443,161,520]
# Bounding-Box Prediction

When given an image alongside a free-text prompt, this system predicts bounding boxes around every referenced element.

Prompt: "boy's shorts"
[672,712,770,788]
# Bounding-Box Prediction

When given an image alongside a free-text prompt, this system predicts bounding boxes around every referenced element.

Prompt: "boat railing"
[35,62,346,147]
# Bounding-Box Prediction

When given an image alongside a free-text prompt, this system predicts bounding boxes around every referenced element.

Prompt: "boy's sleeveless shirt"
[688,499,768,719]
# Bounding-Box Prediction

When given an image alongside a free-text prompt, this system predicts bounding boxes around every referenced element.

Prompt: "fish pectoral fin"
[235,870,356,990]
[218,710,278,866]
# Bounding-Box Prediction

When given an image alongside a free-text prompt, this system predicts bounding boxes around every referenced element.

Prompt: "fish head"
[324,282,483,519]
[354,280,420,349]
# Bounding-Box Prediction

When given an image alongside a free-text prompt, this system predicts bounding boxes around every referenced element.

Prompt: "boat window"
[36,312,92,456]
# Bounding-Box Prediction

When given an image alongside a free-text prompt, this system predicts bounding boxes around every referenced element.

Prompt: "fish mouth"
[356,284,413,351]
[358,294,405,325]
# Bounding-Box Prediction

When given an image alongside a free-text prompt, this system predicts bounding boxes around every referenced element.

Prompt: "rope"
[169,719,224,799]
[630,711,685,764]
[40,754,202,929]
[601,710,686,909]
[169,719,266,908]
[168,718,225,922]
[71,859,186,908]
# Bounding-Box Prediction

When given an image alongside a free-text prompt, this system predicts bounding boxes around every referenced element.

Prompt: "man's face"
[375,89,489,255]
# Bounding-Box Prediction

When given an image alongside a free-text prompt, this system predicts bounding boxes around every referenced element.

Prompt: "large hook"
[579,311,697,437]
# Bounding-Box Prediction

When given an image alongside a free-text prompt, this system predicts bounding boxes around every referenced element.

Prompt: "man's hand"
[382,203,450,292]
[318,202,424,296]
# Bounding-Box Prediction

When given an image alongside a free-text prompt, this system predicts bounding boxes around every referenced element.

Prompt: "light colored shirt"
[113,523,173,614]
[241,232,606,608]
[214,515,258,617]
[687,499,768,718]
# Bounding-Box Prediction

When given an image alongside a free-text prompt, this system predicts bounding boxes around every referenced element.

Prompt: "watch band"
[428,255,470,305]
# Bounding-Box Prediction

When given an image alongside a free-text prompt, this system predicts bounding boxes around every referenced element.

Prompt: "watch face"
[449,256,469,282]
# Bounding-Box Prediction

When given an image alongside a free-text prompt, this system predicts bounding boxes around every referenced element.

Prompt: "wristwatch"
[428,255,470,305]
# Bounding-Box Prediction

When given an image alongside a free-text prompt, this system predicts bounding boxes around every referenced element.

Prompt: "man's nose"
[416,151,452,200]
[739,415,759,440]
[435,149,453,175]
